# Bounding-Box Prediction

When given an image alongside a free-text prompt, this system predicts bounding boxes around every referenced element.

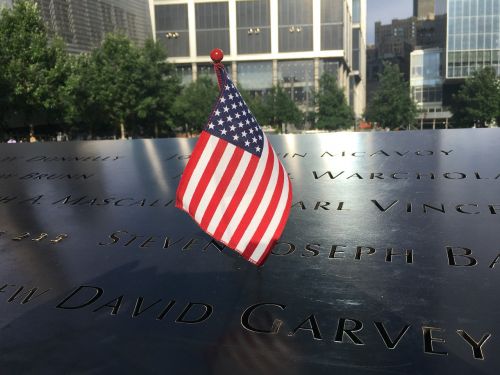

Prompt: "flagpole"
[210,48,225,90]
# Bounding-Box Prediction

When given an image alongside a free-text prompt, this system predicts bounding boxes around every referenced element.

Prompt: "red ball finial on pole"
[210,48,224,63]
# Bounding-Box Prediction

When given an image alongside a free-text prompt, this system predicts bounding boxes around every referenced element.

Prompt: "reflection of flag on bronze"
[176,49,292,266]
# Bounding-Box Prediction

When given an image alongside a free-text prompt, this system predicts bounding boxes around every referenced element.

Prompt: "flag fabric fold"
[176,63,292,265]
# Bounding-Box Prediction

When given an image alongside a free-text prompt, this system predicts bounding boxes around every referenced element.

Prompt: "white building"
[152,0,366,121]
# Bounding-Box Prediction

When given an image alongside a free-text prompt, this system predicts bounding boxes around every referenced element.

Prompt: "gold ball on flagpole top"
[210,48,224,63]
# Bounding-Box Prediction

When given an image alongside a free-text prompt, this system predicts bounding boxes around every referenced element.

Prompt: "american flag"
[176,64,292,266]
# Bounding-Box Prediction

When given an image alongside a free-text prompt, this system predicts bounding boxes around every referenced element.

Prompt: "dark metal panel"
[0,129,499,373]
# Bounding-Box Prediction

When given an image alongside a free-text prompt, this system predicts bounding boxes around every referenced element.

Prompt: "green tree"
[365,62,417,130]
[84,33,144,138]
[129,39,180,137]
[172,76,218,135]
[62,53,111,137]
[261,84,302,133]
[450,67,500,128]
[0,0,69,133]
[64,36,180,138]
[315,73,354,130]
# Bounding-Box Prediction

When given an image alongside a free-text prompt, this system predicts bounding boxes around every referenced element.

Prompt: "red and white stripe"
[176,131,292,265]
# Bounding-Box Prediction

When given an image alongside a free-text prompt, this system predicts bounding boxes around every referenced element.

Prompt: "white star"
[242,110,247,116]
[233,134,239,141]
[238,102,243,107]
[245,119,250,125]
[252,137,257,143]
[258,135,262,140]
[220,96,226,103]
[208,122,215,129]
[214,110,220,116]
[249,129,254,134]
[228,93,234,100]
[241,131,247,137]
[227,115,233,122]
[230,125,236,132]
[235,113,240,119]
[223,106,229,112]
[225,85,230,90]
[232,103,237,109]
[221,128,227,135]
[218,119,224,126]
[238,122,244,128]
[251,118,256,123]
[245,141,250,147]
[256,146,261,152]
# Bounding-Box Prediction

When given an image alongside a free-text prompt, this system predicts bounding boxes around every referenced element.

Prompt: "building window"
[236,0,271,54]
[155,4,189,57]
[352,0,361,23]
[237,61,273,95]
[352,28,360,70]
[101,2,114,34]
[277,60,314,105]
[86,0,103,47]
[412,86,443,104]
[198,63,232,84]
[126,13,137,41]
[278,0,313,52]
[114,6,126,33]
[349,76,355,107]
[321,0,344,50]
[51,0,75,44]
[195,2,230,56]
[176,64,193,86]
[319,59,340,78]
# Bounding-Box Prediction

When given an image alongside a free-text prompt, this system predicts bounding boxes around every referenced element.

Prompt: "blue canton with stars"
[205,67,264,157]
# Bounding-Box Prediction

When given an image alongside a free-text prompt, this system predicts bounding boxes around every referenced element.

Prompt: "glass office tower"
[411,48,452,129]
[153,0,367,121]
[34,0,153,53]
[446,0,500,78]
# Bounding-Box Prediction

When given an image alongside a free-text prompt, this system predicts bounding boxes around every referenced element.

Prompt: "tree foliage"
[365,62,417,130]
[132,39,180,137]
[0,0,69,129]
[450,67,500,128]
[314,73,354,130]
[65,34,180,138]
[260,85,302,132]
[172,76,219,135]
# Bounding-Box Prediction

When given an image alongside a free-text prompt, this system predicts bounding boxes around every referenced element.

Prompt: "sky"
[367,0,447,45]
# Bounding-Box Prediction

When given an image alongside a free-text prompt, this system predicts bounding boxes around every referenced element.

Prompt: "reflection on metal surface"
[142,139,170,194]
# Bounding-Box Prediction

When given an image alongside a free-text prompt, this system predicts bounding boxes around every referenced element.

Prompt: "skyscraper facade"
[34,0,154,53]
[446,0,500,79]
[374,17,417,80]
[153,0,367,121]
[414,0,435,19]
